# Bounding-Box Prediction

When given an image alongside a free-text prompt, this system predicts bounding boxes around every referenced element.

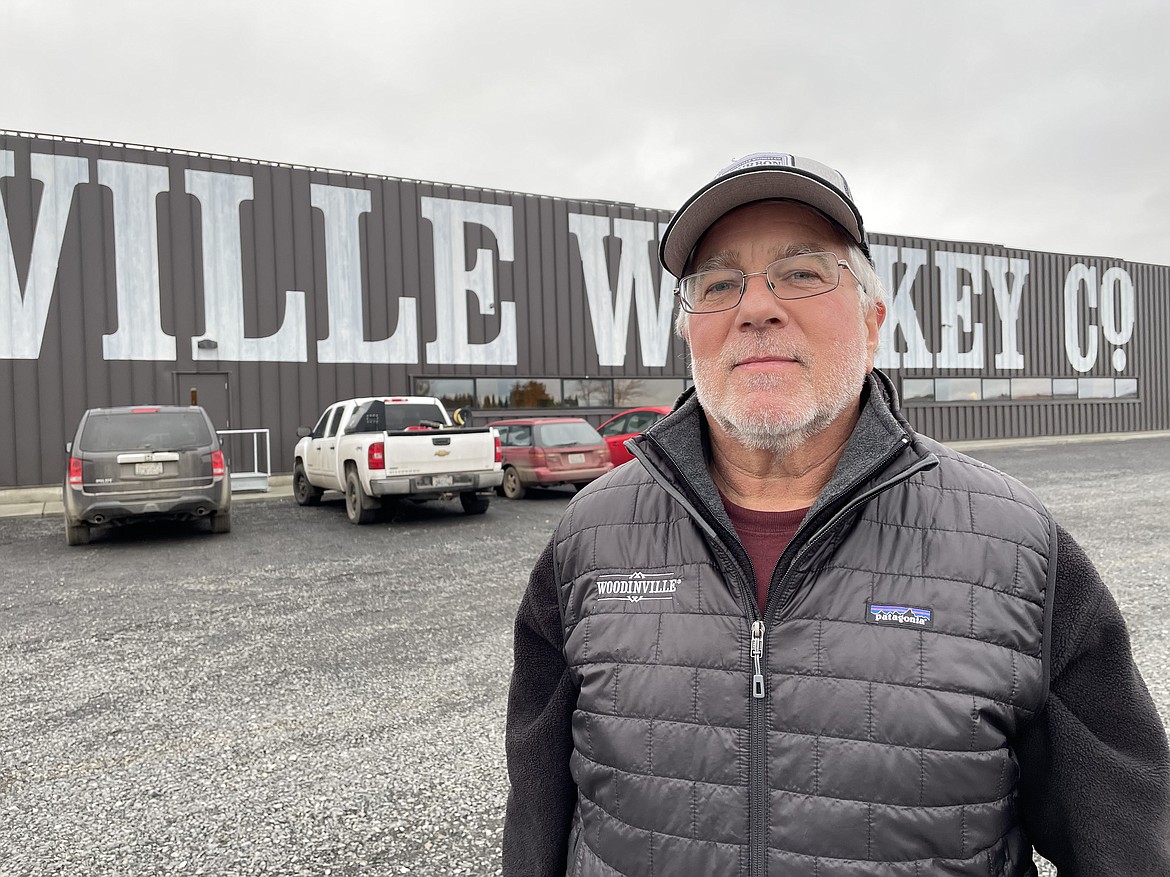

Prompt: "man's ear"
[866,300,886,368]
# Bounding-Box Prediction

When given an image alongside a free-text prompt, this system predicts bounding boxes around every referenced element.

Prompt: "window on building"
[1011,378,1052,400]
[902,375,1140,405]
[613,378,687,407]
[562,379,612,407]
[1078,378,1115,399]
[982,379,1011,401]
[413,378,473,411]
[902,379,935,402]
[934,378,982,402]
[474,378,561,408]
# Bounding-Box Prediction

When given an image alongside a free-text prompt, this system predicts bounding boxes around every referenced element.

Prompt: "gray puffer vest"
[553,378,1055,877]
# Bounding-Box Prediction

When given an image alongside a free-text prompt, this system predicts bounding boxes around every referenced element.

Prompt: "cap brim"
[659,168,867,278]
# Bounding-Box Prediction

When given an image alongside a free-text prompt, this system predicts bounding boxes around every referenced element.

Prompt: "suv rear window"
[535,421,603,448]
[80,412,213,452]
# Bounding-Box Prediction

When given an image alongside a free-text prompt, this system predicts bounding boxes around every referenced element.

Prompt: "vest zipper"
[751,620,766,698]
[750,619,767,877]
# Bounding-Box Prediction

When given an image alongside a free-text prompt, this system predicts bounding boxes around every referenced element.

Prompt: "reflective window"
[1011,378,1052,400]
[311,408,332,438]
[1053,378,1079,397]
[613,378,686,407]
[562,379,612,407]
[535,421,604,447]
[1078,378,1115,399]
[934,379,982,402]
[475,378,561,408]
[414,378,473,411]
[506,425,533,447]
[598,414,631,438]
[79,411,212,452]
[902,379,935,402]
[982,379,1011,401]
[1116,378,1138,398]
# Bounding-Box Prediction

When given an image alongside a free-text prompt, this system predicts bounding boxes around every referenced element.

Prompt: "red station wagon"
[488,417,613,499]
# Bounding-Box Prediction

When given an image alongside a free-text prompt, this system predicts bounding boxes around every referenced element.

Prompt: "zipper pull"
[750,620,765,699]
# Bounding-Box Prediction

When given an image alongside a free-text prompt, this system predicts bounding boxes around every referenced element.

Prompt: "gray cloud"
[3,0,1166,263]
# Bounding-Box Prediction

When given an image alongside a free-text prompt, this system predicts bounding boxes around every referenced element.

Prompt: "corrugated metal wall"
[2,132,1167,488]
[867,232,1168,441]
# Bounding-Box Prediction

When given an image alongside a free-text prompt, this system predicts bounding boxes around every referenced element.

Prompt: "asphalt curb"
[3,430,1167,520]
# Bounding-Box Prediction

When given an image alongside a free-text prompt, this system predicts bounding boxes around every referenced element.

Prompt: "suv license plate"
[433,474,453,487]
[135,462,164,476]
[568,453,585,464]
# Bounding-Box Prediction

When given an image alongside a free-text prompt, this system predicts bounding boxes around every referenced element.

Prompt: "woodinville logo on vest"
[594,571,681,603]
[866,602,935,629]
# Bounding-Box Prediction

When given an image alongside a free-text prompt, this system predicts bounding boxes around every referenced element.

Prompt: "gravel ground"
[1,435,1166,876]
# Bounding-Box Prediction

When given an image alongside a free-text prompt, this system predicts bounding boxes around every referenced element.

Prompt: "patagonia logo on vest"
[594,571,681,603]
[866,601,934,628]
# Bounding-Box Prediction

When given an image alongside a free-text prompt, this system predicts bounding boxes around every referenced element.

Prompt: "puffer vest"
[553,431,1055,877]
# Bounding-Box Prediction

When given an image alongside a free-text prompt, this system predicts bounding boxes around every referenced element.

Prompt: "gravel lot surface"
[2,435,1167,876]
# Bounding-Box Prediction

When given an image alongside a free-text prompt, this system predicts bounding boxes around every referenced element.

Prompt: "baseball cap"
[658,152,870,277]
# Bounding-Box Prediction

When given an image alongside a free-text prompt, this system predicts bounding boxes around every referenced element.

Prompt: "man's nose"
[737,272,789,325]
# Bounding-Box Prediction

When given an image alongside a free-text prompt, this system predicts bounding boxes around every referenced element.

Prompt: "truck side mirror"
[296,426,312,438]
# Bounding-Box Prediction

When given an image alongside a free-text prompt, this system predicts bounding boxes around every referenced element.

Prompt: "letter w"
[568,214,674,367]
[1,152,88,358]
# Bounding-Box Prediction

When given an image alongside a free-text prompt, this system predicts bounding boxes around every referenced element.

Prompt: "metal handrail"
[216,428,271,493]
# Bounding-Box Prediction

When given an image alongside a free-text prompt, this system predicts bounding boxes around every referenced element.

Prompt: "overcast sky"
[3,0,1167,265]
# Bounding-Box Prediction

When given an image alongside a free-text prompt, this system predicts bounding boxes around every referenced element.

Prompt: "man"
[502,152,1170,876]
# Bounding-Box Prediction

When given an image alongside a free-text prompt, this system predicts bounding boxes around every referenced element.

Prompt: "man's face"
[680,201,885,454]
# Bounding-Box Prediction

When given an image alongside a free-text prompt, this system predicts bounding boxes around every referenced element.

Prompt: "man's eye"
[705,279,739,296]
[778,268,829,286]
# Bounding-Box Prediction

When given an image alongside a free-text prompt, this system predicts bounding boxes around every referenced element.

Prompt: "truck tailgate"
[382,428,496,473]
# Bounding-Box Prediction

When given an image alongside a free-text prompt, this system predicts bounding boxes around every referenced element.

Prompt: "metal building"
[2,131,1167,489]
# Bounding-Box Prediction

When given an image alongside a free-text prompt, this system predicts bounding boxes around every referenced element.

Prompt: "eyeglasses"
[675,251,854,314]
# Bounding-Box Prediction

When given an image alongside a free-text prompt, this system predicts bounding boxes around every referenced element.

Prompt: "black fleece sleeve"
[501,540,578,877]
[1015,523,1170,875]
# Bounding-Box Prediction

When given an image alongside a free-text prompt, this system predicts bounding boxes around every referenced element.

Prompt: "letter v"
[1,152,88,359]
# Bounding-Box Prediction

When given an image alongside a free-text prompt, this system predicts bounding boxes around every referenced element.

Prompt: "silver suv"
[62,405,232,545]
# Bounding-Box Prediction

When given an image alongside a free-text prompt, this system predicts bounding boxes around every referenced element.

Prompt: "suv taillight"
[211,449,226,477]
[494,434,502,464]
[368,442,385,470]
[68,457,83,486]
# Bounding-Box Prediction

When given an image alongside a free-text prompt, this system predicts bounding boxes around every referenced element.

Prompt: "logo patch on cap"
[866,602,934,628]
[725,152,794,172]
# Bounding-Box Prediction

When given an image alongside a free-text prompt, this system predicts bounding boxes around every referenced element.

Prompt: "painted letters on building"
[1,133,1167,487]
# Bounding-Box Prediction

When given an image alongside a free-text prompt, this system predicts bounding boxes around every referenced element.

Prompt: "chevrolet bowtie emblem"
[435,449,450,457]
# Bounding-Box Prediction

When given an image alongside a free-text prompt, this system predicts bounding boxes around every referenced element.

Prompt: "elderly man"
[502,153,1170,876]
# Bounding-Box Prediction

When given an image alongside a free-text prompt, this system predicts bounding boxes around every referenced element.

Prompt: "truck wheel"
[293,463,323,506]
[345,468,377,524]
[501,466,526,500]
[209,510,232,534]
[460,491,490,515]
[65,517,91,546]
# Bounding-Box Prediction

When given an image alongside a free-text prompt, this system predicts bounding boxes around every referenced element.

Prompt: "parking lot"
[2,434,1168,876]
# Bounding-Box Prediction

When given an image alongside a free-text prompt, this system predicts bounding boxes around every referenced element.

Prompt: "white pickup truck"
[292,396,503,523]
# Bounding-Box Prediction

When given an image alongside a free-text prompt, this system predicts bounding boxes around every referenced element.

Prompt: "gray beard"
[689,336,869,457]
